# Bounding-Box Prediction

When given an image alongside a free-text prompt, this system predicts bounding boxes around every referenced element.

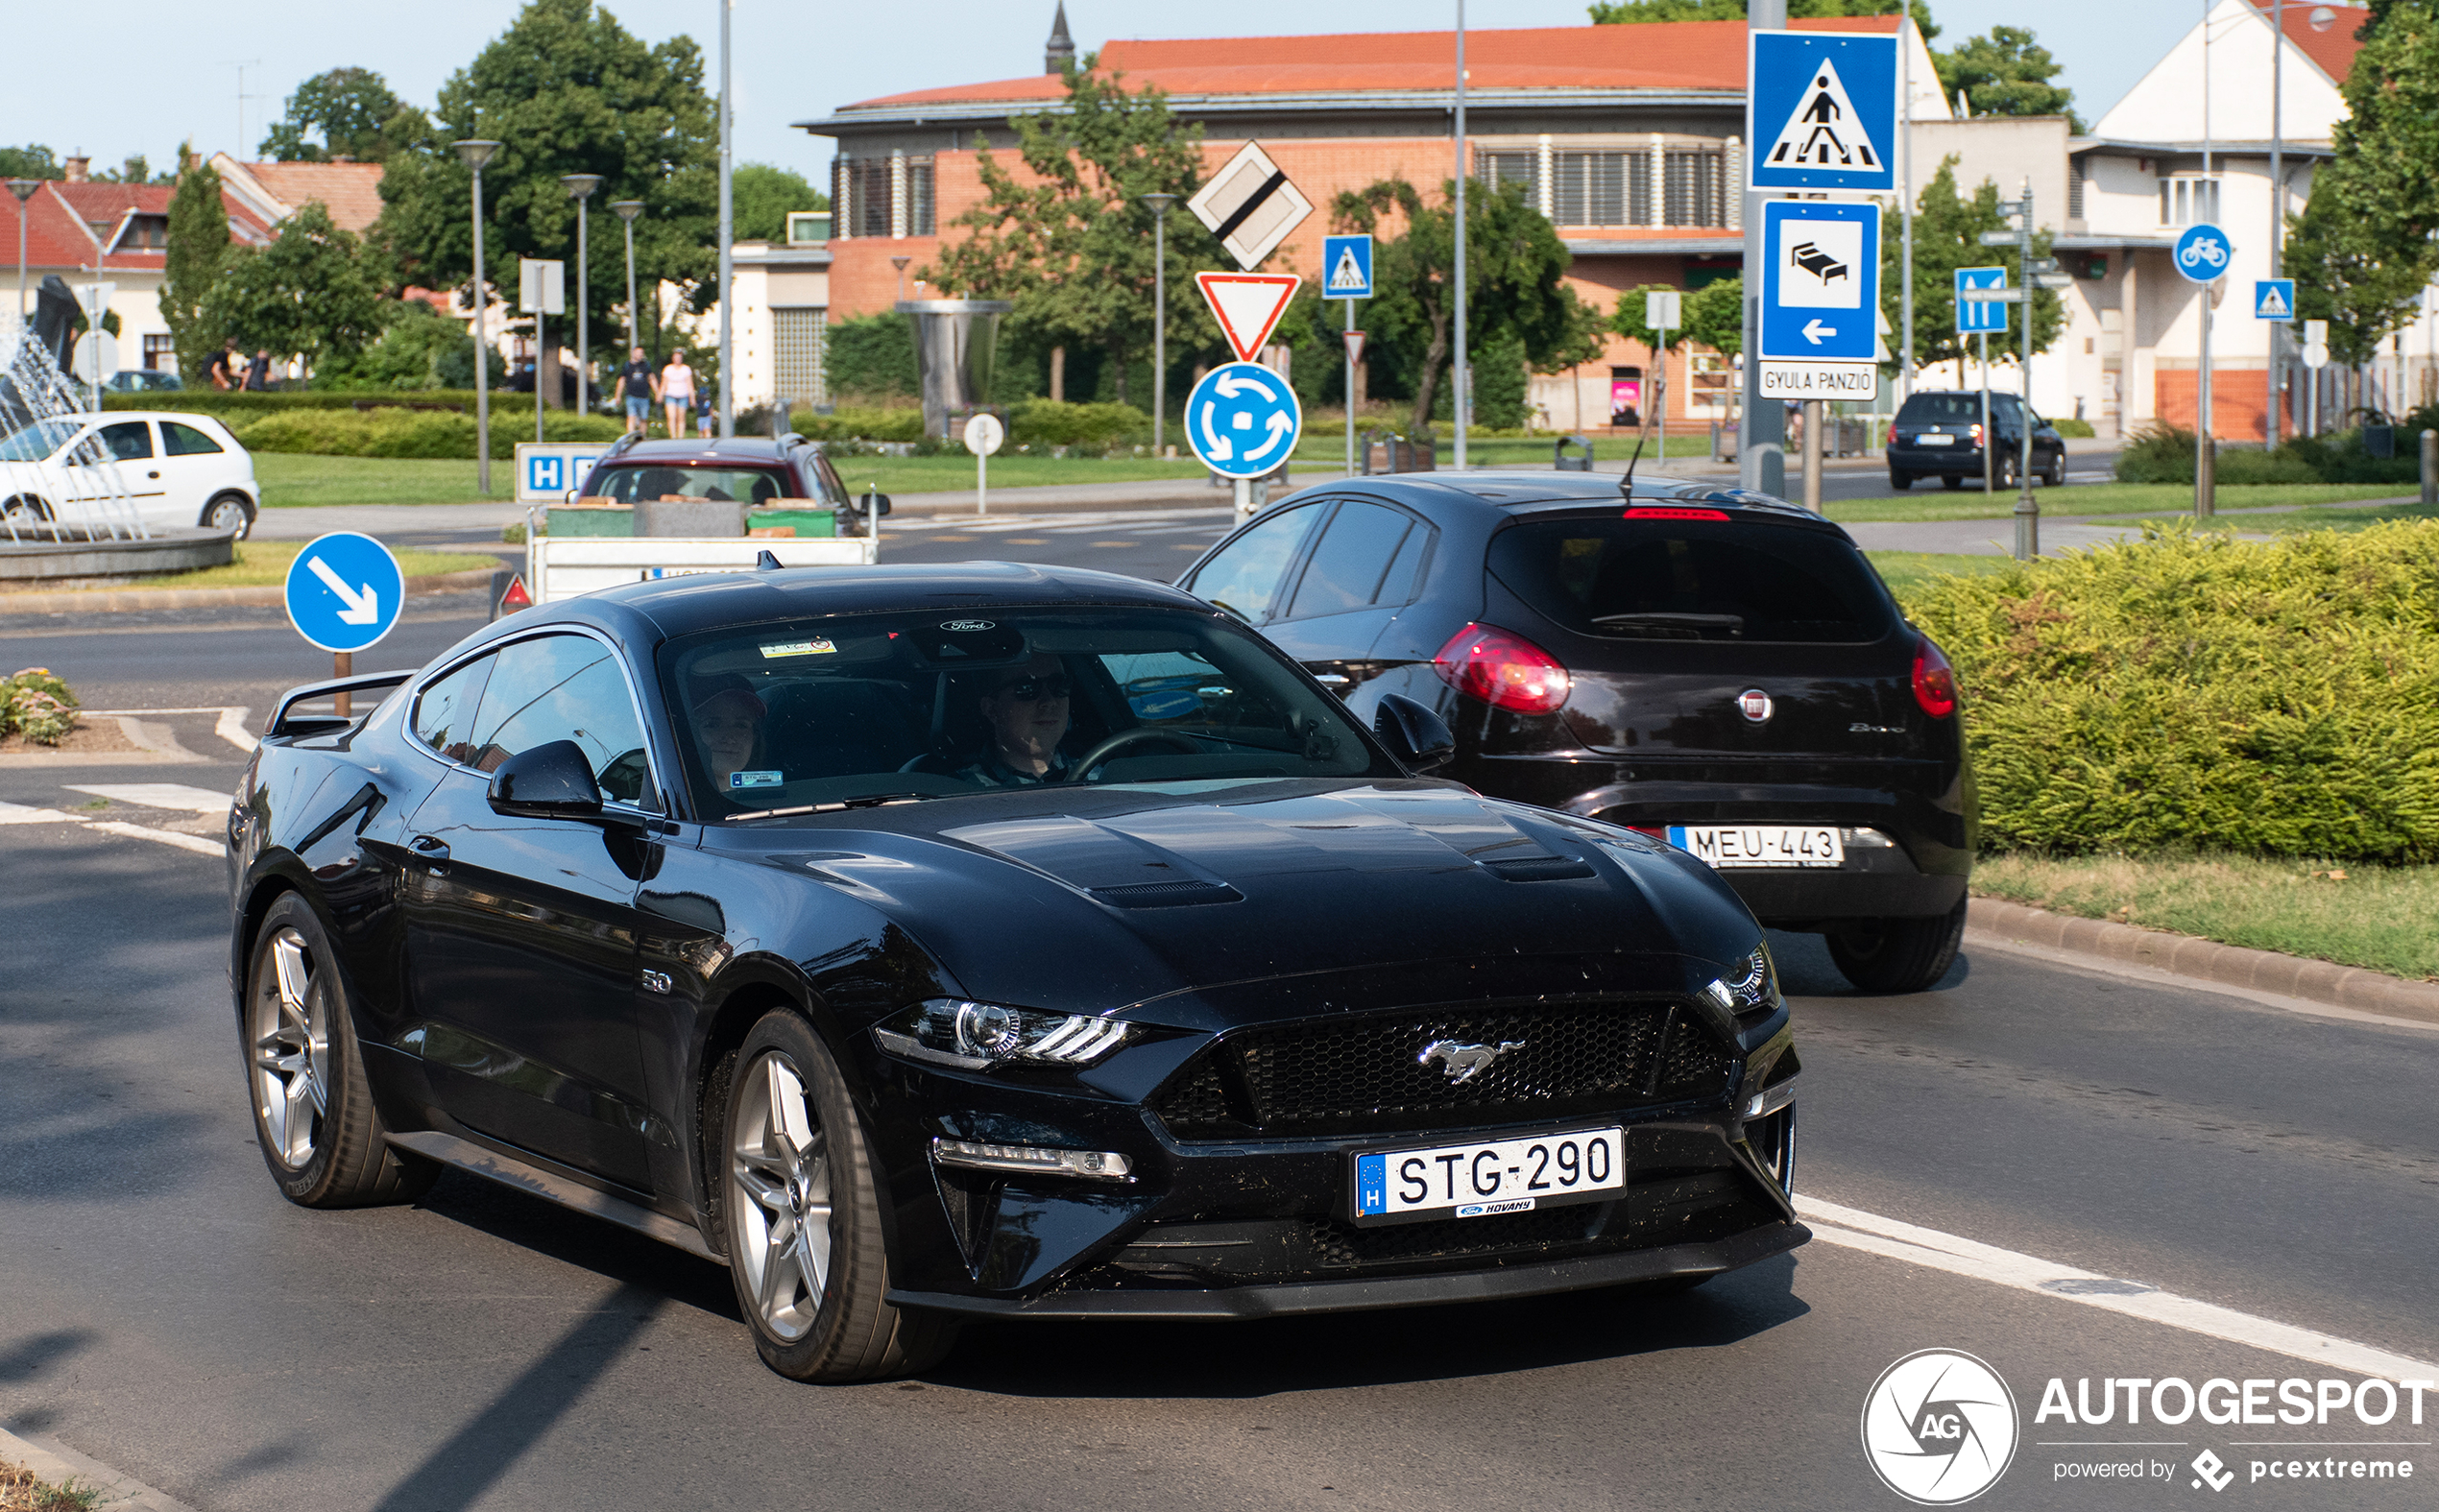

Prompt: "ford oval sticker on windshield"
[939,619,996,633]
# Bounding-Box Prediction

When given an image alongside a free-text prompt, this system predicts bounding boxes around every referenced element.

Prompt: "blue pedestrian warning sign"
[1323,234,1372,300]
[1748,31,1897,193]
[2255,278,2296,321]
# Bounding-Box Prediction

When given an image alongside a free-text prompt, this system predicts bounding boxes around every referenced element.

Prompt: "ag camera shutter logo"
[1861,1350,2019,1504]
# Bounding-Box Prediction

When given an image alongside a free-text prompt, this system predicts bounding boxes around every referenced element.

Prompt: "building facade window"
[1477,150,1535,196]
[2067,161,2086,220]
[774,308,828,407]
[906,158,935,236]
[1687,350,1732,418]
[1554,152,1644,227]
[1663,149,1726,228]
[834,156,933,240]
[143,333,176,372]
[2159,175,2220,227]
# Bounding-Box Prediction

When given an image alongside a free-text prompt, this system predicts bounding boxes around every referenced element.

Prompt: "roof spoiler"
[268,669,418,737]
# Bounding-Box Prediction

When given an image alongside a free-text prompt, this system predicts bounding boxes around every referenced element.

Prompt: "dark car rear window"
[1488,516,1894,644]
[588,464,790,504]
[1896,395,1983,423]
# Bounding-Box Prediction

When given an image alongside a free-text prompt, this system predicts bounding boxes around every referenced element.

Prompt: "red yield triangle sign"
[1342,329,1366,368]
[498,572,532,611]
[1196,272,1300,363]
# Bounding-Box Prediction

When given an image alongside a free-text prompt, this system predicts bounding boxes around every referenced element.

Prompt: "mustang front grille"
[1151,999,1736,1140]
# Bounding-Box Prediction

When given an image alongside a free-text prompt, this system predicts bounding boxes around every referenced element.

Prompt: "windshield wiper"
[724,792,945,822]
[1589,612,1745,638]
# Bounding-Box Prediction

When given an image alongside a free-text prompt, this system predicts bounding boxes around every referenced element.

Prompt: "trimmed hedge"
[785,399,1153,453]
[233,408,624,460]
[2116,420,2427,485]
[1902,523,2439,862]
[105,390,543,420]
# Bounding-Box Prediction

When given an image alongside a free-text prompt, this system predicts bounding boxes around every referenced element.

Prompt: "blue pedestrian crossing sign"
[284,532,404,654]
[1956,266,2009,334]
[1186,362,1302,480]
[1322,234,1372,300]
[2255,278,2296,321]
[1748,30,1898,193]
[2173,223,2233,284]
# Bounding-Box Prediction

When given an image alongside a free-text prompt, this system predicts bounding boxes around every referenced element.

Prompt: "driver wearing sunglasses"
[958,656,1075,787]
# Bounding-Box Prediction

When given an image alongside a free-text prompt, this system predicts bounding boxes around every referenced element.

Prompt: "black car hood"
[706,779,1763,1027]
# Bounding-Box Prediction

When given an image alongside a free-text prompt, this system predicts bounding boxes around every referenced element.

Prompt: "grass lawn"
[132,540,471,588]
[256,453,494,507]
[1825,481,2408,524]
[1863,551,2020,601]
[1972,852,2439,982]
[830,453,1220,495]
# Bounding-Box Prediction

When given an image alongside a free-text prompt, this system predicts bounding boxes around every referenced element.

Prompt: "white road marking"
[0,801,80,825]
[1799,1196,2438,1380]
[62,783,233,814]
[0,799,222,856]
[75,706,257,755]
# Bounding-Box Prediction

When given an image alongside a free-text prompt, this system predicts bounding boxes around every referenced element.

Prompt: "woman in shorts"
[660,352,695,440]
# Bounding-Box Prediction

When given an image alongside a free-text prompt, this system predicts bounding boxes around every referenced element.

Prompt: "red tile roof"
[845,16,1900,111]
[236,161,388,234]
[2250,0,2369,86]
[0,179,273,275]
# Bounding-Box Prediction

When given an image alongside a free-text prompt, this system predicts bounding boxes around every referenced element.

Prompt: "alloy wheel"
[206,498,250,536]
[731,1051,833,1341]
[250,927,330,1168]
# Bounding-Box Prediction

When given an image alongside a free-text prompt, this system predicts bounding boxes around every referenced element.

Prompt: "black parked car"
[1176,474,1975,993]
[229,562,1805,1382]
[1886,390,2065,491]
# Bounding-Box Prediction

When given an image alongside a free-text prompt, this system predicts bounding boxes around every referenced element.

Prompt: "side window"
[99,421,155,461]
[1375,517,1434,607]
[1182,502,1321,624]
[466,636,655,804]
[1284,501,1419,619]
[163,422,226,456]
[412,655,495,765]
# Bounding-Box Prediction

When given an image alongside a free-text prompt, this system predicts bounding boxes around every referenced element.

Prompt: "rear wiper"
[1589,612,1746,636]
[724,792,944,822]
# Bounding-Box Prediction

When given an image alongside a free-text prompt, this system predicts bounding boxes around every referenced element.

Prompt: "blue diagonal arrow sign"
[284,531,404,653]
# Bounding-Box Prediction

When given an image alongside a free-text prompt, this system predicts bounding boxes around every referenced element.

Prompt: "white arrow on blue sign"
[1322,233,1373,300]
[1955,266,2009,334]
[1747,30,1898,193]
[1186,362,1302,480]
[284,532,404,654]
[2174,223,2233,284]
[1759,200,1880,364]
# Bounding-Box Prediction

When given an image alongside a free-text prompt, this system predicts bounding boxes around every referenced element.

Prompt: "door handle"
[408,835,450,868]
[148,470,159,479]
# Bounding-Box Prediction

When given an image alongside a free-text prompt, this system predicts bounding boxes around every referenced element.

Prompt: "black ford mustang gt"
[227,562,1804,1382]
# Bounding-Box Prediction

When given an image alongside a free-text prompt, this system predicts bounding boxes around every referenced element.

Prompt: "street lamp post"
[9,180,38,326]
[1452,0,1467,469]
[610,200,643,365]
[561,174,603,416]
[453,140,502,495]
[715,0,734,439]
[1141,193,1175,457]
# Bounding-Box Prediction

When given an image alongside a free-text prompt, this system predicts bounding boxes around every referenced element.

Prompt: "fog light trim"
[931,1138,1134,1182]
[1743,1078,1798,1120]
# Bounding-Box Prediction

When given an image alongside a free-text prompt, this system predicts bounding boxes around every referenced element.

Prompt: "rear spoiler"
[268,670,419,738]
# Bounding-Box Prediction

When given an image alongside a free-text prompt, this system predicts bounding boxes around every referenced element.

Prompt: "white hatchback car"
[0,411,261,538]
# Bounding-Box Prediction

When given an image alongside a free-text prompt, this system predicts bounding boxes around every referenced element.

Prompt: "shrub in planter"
[1007,399,1151,451]
[1901,522,2439,862]
[1,666,80,745]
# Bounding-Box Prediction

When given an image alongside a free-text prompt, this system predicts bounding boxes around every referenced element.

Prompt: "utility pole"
[2198,0,2216,517]
[2268,0,2285,445]
[715,0,734,439]
[1740,0,1788,497]
[2013,179,2039,558]
[1899,10,1915,405]
[1452,0,1468,468]
[1142,193,1175,457]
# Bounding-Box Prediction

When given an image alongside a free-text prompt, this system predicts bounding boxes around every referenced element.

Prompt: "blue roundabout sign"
[1186,362,1302,480]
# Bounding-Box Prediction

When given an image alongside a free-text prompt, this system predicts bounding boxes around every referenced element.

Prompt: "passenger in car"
[690,675,770,796]
[957,657,1075,786]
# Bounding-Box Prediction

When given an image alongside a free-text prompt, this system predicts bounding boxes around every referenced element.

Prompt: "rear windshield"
[1488,516,1894,644]
[1898,394,2021,424]
[588,464,793,505]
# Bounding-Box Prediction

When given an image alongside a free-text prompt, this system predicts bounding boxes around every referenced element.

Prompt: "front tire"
[1888,469,1913,491]
[718,1009,958,1382]
[243,894,438,1207]
[1941,473,1963,491]
[202,492,255,538]
[1825,896,1968,995]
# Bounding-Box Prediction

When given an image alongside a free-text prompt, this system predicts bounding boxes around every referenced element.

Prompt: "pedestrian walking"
[614,347,656,436]
[694,387,713,440]
[243,348,273,392]
[207,338,240,391]
[660,351,695,440]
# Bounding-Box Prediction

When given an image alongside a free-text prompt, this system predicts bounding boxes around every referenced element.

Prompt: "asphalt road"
[6,496,2435,1511]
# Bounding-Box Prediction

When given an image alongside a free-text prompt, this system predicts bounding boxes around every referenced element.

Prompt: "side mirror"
[1374,693,1456,774]
[563,488,581,505]
[487,739,604,819]
[860,488,893,517]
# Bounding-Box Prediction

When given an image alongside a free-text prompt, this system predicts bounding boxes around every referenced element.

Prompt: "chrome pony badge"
[1419,1039,1524,1085]
[1737,688,1775,724]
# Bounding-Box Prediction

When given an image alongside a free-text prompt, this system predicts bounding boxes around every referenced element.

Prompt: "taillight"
[1968,423,1984,444]
[1434,623,1571,715]
[1623,506,1729,521]
[1912,636,1958,719]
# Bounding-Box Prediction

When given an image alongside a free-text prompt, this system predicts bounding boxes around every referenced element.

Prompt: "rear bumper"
[1890,445,1989,473]
[1719,868,1967,924]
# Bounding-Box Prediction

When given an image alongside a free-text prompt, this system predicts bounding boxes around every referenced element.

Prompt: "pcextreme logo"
[1861,1350,2021,1504]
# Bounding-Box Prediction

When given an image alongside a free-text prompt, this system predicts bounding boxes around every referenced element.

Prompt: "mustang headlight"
[874,998,1131,1071]
[1702,945,1782,1020]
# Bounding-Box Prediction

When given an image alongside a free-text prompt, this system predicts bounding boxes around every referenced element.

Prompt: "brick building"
[800,12,1949,432]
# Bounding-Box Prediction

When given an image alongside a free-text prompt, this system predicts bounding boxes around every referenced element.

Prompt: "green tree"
[1936,26,2080,127]
[95,156,176,184]
[927,54,1218,407]
[161,146,230,382]
[824,312,919,400]
[1878,156,2063,380]
[373,0,718,357]
[2285,1,2439,367]
[1329,176,1604,436]
[732,162,828,242]
[314,300,493,390]
[0,144,60,180]
[1588,0,1934,33]
[200,203,384,371]
[261,68,408,162]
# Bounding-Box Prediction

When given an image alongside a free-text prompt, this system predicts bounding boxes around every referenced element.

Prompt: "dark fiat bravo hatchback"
[1177,474,1976,993]
[228,563,1804,1382]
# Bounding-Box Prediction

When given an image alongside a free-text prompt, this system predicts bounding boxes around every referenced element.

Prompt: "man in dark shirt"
[243,348,273,391]
[613,347,656,435]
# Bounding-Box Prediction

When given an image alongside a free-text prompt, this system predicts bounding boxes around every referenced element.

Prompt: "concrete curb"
[0,565,496,615]
[0,1424,199,1512]
[1968,896,2439,1027]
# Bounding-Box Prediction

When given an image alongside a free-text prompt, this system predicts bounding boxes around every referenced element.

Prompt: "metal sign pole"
[1451,0,1468,469]
[1899,12,1915,405]
[2015,181,2039,560]
[1740,0,1790,497]
[1344,298,1357,478]
[1979,333,1992,498]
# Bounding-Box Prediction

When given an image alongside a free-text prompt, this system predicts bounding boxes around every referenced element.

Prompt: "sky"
[7,2,2206,184]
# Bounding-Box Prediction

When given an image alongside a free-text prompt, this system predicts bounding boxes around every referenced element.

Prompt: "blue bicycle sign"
[2174,223,2233,284]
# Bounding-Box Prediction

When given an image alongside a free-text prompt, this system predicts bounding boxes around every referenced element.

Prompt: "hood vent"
[1092,879,1244,908]
[1482,855,1596,882]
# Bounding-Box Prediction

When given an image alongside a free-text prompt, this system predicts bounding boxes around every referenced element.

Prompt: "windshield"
[589,464,793,506]
[658,607,1394,816]
[0,420,82,462]
[1489,516,1895,644]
